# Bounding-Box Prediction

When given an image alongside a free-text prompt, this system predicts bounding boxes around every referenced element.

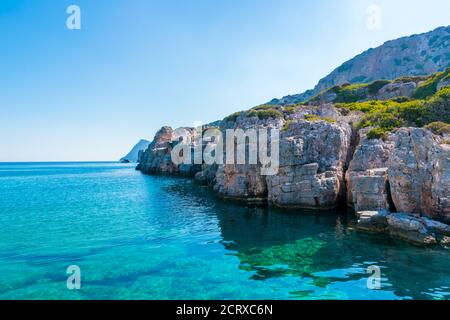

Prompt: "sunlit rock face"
[266,120,352,209]
[347,128,450,223]
[137,126,201,176]
[138,126,178,174]
[387,128,450,223]
[345,129,395,212]
[210,112,283,202]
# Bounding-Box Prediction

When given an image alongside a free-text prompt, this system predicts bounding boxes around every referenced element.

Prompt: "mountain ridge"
[270,25,450,105]
[120,139,150,163]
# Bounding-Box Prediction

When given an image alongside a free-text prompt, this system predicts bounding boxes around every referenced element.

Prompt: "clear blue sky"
[1,0,449,161]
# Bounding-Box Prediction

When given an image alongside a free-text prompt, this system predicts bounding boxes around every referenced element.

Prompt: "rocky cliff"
[270,26,450,105]
[137,59,450,247]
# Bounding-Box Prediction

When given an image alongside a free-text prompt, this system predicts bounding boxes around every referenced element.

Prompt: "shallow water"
[0,162,449,300]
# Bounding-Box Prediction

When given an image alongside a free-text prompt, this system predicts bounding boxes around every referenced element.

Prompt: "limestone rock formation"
[388,128,450,223]
[267,120,352,209]
[212,113,283,202]
[138,126,189,174]
[135,27,450,246]
[345,129,394,212]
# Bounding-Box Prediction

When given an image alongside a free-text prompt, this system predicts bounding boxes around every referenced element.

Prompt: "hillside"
[270,25,450,105]
[120,139,150,163]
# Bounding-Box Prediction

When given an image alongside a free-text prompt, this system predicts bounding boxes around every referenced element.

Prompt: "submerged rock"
[356,210,450,246]
[356,210,389,233]
[357,210,450,245]
[386,213,437,245]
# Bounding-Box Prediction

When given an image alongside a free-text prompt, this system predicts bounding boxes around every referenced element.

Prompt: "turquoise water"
[0,162,449,300]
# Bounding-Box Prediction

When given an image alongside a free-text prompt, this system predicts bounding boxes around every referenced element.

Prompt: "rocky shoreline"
[136,73,449,246]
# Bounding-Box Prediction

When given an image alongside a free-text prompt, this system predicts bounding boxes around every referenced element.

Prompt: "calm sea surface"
[0,162,449,300]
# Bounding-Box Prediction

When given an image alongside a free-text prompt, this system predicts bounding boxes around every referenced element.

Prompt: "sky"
[0,0,449,161]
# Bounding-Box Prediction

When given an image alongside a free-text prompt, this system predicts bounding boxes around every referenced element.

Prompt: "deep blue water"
[0,162,449,300]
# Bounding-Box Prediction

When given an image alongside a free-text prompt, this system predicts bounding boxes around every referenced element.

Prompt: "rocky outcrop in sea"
[136,64,450,247]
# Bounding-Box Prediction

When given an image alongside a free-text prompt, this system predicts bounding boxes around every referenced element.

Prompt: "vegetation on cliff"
[307,68,450,104]
[412,68,450,99]
[223,70,449,141]
[270,26,450,105]
[338,86,449,138]
[304,114,336,123]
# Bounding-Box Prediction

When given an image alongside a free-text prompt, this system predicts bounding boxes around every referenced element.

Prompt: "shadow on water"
[161,176,450,300]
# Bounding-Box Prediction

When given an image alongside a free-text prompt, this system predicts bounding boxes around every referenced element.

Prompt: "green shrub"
[422,87,450,124]
[412,69,450,99]
[304,114,336,123]
[335,84,368,103]
[247,109,258,118]
[247,109,283,120]
[304,114,320,121]
[309,83,368,104]
[442,73,450,82]
[394,75,427,83]
[251,104,278,111]
[284,105,300,114]
[424,122,450,135]
[336,100,396,113]
[391,96,412,103]
[358,107,406,130]
[223,111,242,123]
[281,120,294,132]
[368,80,391,95]
[338,86,449,137]
[367,127,388,140]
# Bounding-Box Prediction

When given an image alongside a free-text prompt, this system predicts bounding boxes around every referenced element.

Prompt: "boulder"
[138,126,202,176]
[388,128,450,223]
[374,81,417,100]
[386,213,437,245]
[356,210,389,232]
[356,211,450,246]
[348,168,390,212]
[267,120,352,209]
[345,130,394,211]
